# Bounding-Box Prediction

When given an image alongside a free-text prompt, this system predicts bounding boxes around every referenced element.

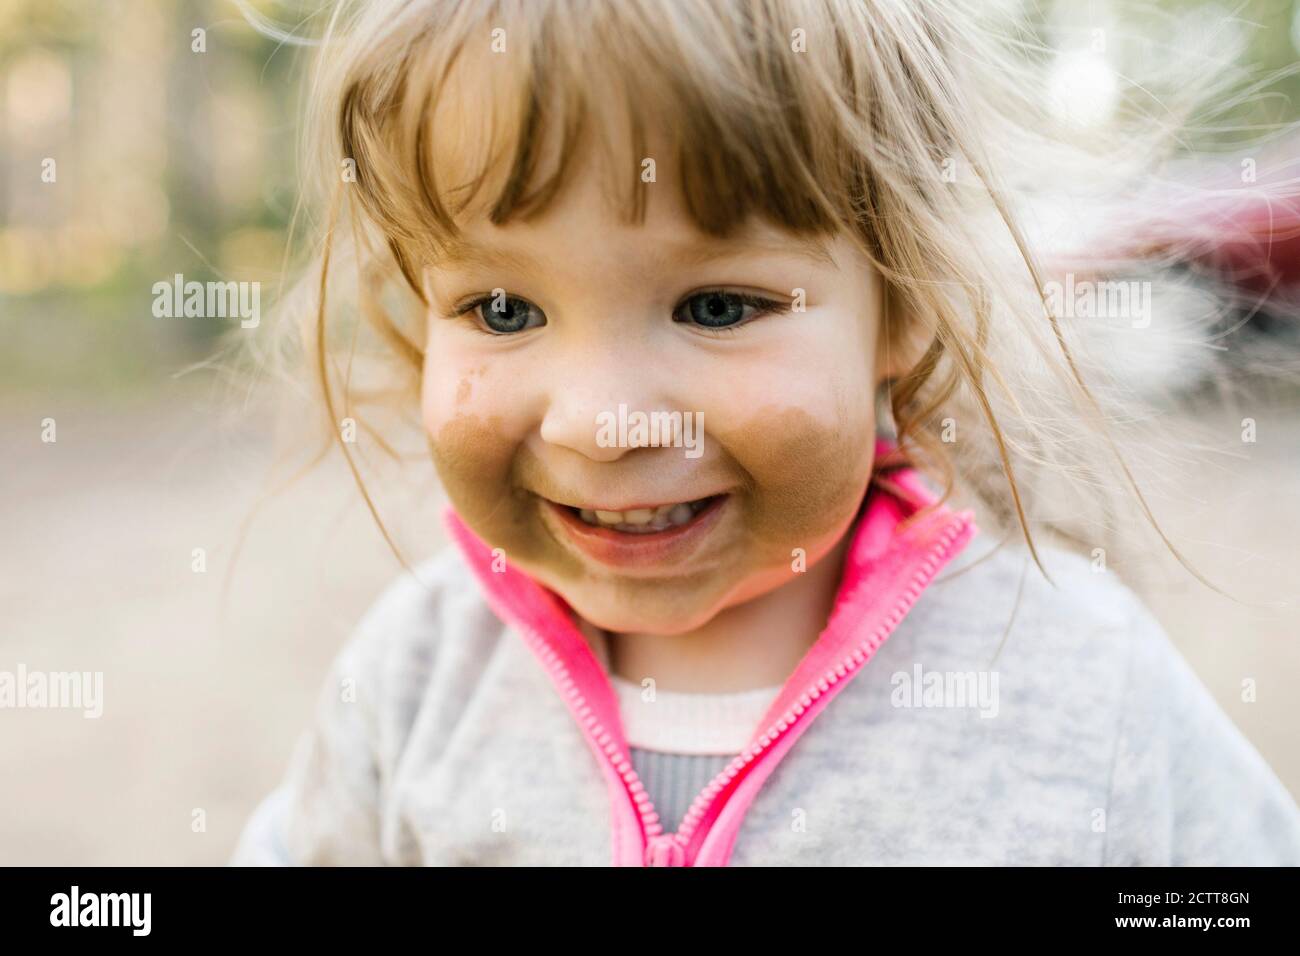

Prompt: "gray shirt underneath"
[628,749,733,834]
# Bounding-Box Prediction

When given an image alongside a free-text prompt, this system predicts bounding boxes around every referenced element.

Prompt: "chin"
[564,589,725,638]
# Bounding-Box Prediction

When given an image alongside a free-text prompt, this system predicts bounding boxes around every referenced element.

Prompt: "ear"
[873,281,935,384]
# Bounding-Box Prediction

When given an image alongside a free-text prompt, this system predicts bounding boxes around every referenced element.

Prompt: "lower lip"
[543,496,728,569]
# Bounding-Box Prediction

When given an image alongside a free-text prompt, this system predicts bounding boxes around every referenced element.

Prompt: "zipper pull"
[644,834,686,867]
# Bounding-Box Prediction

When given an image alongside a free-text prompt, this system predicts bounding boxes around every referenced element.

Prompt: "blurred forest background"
[2,0,1299,864]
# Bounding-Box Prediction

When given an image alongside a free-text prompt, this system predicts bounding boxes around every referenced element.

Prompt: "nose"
[538,346,667,462]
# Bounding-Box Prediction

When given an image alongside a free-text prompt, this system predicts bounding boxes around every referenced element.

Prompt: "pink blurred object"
[1141,136,1300,304]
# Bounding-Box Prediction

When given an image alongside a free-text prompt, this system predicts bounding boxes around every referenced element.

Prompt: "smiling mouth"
[554,495,724,535]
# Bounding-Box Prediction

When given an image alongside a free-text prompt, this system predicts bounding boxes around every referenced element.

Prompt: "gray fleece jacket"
[230,500,1300,866]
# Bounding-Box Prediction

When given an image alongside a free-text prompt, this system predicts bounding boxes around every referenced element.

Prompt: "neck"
[588,531,854,694]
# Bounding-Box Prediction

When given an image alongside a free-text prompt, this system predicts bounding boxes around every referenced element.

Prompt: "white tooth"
[668,503,694,525]
[595,510,624,524]
[653,504,676,520]
[579,509,597,524]
[622,508,654,525]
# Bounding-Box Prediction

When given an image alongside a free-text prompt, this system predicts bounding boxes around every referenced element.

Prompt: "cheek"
[421,355,517,530]
[419,338,524,456]
[427,409,574,573]
[421,352,582,573]
[701,319,878,552]
[420,327,492,430]
[722,403,876,550]
[424,404,512,523]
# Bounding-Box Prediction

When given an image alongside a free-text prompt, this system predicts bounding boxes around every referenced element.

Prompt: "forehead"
[428,47,836,270]
[434,207,838,275]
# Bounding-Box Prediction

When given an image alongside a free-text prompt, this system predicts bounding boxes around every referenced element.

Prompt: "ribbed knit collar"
[608,674,783,755]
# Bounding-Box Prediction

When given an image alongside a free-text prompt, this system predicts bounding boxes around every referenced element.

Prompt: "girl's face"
[421,149,889,636]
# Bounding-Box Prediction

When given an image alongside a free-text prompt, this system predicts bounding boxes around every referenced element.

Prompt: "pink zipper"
[663,511,972,866]
[443,460,977,867]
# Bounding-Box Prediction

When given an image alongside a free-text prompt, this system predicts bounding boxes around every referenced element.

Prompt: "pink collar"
[442,438,977,865]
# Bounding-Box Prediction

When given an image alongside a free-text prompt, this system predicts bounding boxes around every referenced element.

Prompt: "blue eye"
[674,291,784,330]
[454,289,786,334]
[461,293,546,334]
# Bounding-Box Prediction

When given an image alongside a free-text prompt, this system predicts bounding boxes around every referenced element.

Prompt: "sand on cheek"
[429,413,584,577]
[724,405,875,553]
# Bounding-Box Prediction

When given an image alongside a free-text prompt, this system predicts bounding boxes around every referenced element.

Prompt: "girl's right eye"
[457,292,547,335]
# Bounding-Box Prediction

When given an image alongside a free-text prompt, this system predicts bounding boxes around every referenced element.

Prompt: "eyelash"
[680,292,791,335]
[447,290,791,335]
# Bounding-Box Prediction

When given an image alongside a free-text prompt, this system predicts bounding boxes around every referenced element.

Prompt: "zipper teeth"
[670,515,970,849]
[519,512,969,858]
[525,636,668,838]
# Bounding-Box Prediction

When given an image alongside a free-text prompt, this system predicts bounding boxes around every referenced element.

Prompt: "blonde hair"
[241,0,1300,584]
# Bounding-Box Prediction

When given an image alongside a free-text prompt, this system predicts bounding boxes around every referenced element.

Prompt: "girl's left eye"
[673,291,787,331]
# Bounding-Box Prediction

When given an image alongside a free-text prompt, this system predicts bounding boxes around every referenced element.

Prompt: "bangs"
[336,0,869,286]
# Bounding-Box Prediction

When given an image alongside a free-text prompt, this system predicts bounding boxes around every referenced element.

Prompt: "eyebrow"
[435,234,837,272]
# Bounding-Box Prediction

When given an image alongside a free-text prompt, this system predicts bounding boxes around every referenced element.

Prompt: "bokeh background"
[2,0,1299,864]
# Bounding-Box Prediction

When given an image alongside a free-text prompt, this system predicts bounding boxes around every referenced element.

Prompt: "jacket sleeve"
[229,610,392,867]
[1102,596,1300,865]
[228,786,296,866]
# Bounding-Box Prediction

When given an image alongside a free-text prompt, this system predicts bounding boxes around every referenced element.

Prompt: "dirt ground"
[1,382,1297,865]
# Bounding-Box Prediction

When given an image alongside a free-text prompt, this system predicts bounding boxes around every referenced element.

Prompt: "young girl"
[231,0,1300,865]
